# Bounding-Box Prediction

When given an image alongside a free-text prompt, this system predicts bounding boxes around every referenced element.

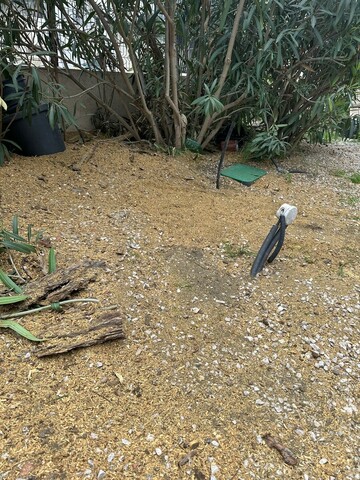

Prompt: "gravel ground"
[0,140,359,480]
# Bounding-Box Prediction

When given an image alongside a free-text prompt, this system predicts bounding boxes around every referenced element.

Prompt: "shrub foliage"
[0,0,359,157]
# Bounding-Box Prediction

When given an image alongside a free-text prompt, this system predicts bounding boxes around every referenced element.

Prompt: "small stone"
[277,305,286,314]
[97,470,106,479]
[122,438,131,446]
[191,307,201,314]
[319,458,328,465]
[155,447,162,456]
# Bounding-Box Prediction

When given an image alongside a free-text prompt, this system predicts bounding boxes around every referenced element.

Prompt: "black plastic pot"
[2,104,65,156]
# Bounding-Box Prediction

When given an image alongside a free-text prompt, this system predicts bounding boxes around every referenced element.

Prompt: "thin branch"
[86,0,135,96]
[162,0,185,148]
[197,0,246,144]
[156,0,174,25]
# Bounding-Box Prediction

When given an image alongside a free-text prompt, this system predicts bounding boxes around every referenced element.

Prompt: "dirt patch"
[0,140,359,480]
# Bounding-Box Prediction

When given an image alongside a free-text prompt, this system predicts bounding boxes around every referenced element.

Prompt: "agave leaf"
[0,320,44,342]
[0,295,28,305]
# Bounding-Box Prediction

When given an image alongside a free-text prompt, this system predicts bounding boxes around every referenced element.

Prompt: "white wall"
[40,68,133,132]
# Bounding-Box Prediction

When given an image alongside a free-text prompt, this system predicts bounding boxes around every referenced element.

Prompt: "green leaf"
[263,38,274,52]
[27,224,33,243]
[219,0,231,31]
[313,27,323,47]
[347,0,357,26]
[0,320,44,342]
[11,64,23,87]
[48,248,57,274]
[0,269,23,294]
[32,50,57,56]
[185,138,203,153]
[12,215,19,236]
[1,240,36,254]
[31,66,41,90]
[191,96,206,106]
[48,104,56,129]
[1,229,27,242]
[243,4,256,31]
[0,295,28,305]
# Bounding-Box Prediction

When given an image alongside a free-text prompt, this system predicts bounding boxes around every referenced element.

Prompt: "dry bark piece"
[263,433,298,466]
[178,449,197,467]
[22,260,106,308]
[35,311,125,357]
